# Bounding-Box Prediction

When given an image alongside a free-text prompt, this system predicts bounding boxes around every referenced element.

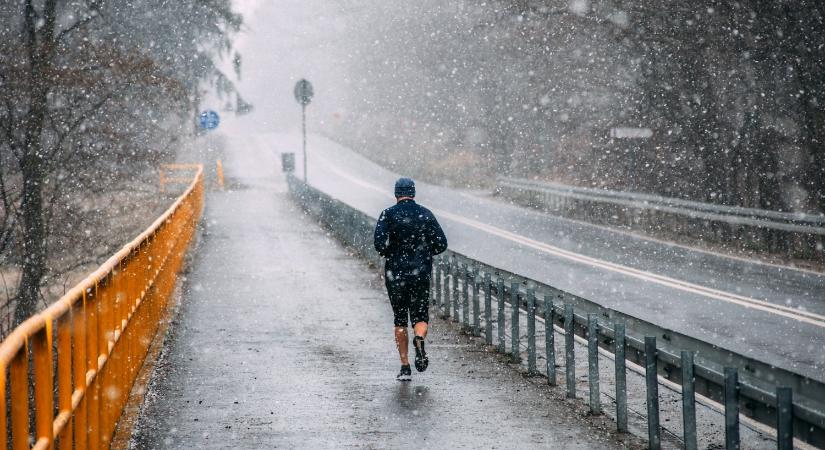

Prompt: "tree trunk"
[14,65,50,325]
[13,0,56,325]
[14,155,46,325]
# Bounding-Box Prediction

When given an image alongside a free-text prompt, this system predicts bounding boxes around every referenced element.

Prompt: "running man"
[374,178,448,381]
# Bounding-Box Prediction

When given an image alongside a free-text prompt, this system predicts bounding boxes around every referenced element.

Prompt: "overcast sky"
[221,0,363,135]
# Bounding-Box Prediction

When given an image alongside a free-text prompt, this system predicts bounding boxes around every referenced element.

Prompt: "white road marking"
[315,156,825,328]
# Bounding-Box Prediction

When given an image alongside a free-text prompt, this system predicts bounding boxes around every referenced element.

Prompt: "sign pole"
[198,111,220,174]
[293,78,314,183]
[609,127,652,193]
[302,103,307,182]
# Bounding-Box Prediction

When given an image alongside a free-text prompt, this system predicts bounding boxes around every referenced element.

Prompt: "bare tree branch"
[45,92,112,165]
[56,10,101,43]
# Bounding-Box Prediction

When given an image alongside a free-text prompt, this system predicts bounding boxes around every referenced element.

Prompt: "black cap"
[394,177,415,198]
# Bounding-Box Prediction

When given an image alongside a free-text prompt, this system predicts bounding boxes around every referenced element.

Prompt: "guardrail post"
[462,267,470,330]
[443,260,451,318]
[587,314,601,414]
[681,351,697,450]
[645,336,661,450]
[438,259,445,308]
[776,387,793,450]
[614,323,627,432]
[484,273,493,345]
[434,258,442,306]
[452,263,460,322]
[510,282,520,363]
[544,294,556,385]
[497,278,506,353]
[725,367,740,450]
[527,289,537,376]
[565,304,575,399]
[431,260,436,304]
[472,270,481,336]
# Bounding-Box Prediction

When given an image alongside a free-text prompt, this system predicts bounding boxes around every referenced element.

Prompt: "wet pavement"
[129,131,626,449]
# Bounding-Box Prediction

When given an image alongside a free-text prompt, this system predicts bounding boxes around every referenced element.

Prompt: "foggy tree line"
[330,0,824,214]
[0,0,243,327]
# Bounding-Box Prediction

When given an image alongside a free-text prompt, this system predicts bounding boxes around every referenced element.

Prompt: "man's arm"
[427,212,448,255]
[374,210,391,256]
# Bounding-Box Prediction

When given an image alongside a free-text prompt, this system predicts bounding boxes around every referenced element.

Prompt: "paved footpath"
[129,130,626,449]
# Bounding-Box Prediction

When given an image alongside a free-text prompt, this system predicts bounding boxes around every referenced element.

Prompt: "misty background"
[234,0,825,213]
[1,0,823,331]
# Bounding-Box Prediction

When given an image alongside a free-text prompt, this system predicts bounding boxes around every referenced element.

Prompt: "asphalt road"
[237,128,825,383]
[129,132,626,449]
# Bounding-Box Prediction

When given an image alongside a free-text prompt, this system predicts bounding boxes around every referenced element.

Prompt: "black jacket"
[373,199,448,281]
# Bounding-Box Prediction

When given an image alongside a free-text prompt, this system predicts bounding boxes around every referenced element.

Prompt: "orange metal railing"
[159,163,202,194]
[0,165,204,450]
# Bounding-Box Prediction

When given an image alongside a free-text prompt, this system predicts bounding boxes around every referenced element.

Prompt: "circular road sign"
[199,110,220,130]
[294,79,314,106]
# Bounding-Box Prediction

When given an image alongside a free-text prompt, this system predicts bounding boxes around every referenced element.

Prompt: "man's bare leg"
[394,326,410,365]
[412,321,429,372]
[414,321,428,338]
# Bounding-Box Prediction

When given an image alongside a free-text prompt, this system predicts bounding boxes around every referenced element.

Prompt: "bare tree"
[332,0,825,214]
[0,0,243,326]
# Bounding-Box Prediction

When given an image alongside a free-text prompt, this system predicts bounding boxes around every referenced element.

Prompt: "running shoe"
[413,336,428,372]
[397,364,412,381]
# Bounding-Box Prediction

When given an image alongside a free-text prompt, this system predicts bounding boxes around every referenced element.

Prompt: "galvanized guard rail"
[496,176,825,261]
[288,173,825,448]
[0,165,204,450]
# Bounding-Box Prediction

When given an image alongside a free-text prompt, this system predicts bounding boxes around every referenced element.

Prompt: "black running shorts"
[386,277,430,327]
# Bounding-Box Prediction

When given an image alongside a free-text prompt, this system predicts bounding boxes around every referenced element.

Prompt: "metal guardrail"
[496,176,825,261]
[499,176,825,227]
[0,165,204,450]
[288,173,825,449]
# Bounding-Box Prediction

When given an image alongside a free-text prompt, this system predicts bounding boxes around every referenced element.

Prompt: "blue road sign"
[199,110,220,130]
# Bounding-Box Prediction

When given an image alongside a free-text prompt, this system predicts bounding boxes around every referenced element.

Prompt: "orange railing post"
[0,165,204,450]
[217,159,225,189]
[0,368,6,448]
[10,345,28,450]
[56,313,72,450]
[73,299,88,450]
[86,287,100,450]
[33,322,55,449]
